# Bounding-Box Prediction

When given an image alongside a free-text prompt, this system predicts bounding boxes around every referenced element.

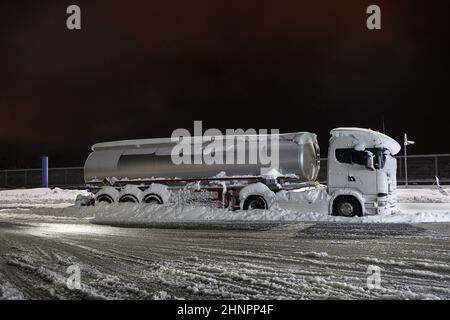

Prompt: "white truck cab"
[327,128,401,216]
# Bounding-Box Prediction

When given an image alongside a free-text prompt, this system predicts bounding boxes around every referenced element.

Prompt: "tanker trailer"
[85,127,401,216]
[84,132,320,210]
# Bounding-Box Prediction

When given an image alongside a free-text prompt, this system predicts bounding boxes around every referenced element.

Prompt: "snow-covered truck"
[84,127,401,217]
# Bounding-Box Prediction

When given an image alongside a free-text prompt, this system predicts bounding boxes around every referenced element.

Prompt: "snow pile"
[0,188,91,208]
[0,206,95,220]
[92,202,450,225]
[397,188,450,203]
[1,187,449,224]
[363,210,450,223]
[0,277,25,300]
[92,185,450,225]
[0,188,94,220]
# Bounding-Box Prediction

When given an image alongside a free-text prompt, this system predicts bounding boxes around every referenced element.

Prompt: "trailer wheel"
[243,195,268,210]
[143,194,163,205]
[333,196,362,217]
[119,194,139,203]
[96,194,114,204]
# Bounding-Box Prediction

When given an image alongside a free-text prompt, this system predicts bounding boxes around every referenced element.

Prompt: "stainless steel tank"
[84,132,320,184]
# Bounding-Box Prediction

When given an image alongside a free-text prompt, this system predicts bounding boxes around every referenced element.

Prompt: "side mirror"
[365,151,375,171]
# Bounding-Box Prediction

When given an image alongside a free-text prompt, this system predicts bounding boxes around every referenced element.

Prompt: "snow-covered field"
[0,187,450,300]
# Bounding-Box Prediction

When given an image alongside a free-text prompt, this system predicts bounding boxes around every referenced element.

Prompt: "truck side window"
[335,148,366,166]
[351,150,366,165]
[335,149,352,164]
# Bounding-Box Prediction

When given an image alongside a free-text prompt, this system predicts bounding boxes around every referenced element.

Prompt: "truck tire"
[95,186,119,204]
[119,194,139,203]
[96,194,114,204]
[333,196,362,217]
[143,194,163,204]
[243,195,268,210]
[118,185,142,203]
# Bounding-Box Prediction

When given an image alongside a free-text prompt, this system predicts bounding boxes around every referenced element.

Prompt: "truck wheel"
[143,194,163,204]
[243,195,268,210]
[333,196,362,217]
[96,194,114,204]
[119,194,139,203]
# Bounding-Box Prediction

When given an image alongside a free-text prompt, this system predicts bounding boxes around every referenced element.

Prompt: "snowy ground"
[1,219,449,299]
[0,188,90,209]
[0,187,449,299]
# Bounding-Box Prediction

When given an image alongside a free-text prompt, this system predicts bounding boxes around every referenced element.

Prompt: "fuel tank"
[84,132,320,184]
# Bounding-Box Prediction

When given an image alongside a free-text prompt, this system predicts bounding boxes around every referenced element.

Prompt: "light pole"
[403,133,415,188]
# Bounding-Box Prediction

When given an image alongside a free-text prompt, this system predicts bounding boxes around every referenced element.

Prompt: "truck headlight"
[377,201,387,207]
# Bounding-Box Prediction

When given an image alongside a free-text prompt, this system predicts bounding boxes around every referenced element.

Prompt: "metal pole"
[404,133,408,188]
[41,156,48,188]
[435,156,439,178]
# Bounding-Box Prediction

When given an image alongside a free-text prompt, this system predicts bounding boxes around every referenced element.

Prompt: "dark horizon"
[1,0,449,169]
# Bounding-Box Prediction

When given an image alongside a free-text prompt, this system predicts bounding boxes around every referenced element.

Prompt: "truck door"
[346,149,377,195]
[329,148,350,190]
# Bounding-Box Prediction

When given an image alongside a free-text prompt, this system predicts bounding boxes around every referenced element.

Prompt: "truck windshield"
[335,148,388,169]
[367,148,387,169]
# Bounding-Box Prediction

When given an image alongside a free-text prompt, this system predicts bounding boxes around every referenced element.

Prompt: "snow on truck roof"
[330,127,401,155]
[91,132,318,151]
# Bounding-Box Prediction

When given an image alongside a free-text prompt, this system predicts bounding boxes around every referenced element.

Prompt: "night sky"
[0,0,449,168]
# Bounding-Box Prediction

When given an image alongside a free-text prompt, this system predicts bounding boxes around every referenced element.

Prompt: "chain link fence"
[1,154,449,189]
[0,167,84,189]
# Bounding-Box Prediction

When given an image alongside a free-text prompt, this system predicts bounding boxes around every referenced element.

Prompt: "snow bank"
[88,186,450,225]
[0,188,90,208]
[0,188,94,220]
[1,187,449,224]
[0,206,95,220]
[92,202,450,225]
[397,188,450,203]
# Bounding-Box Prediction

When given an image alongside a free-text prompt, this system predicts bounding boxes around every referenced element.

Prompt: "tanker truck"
[84,127,401,217]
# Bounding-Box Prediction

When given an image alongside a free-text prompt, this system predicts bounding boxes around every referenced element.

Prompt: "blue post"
[41,156,48,188]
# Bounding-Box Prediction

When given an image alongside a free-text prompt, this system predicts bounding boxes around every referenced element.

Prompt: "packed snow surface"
[1,220,449,299]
